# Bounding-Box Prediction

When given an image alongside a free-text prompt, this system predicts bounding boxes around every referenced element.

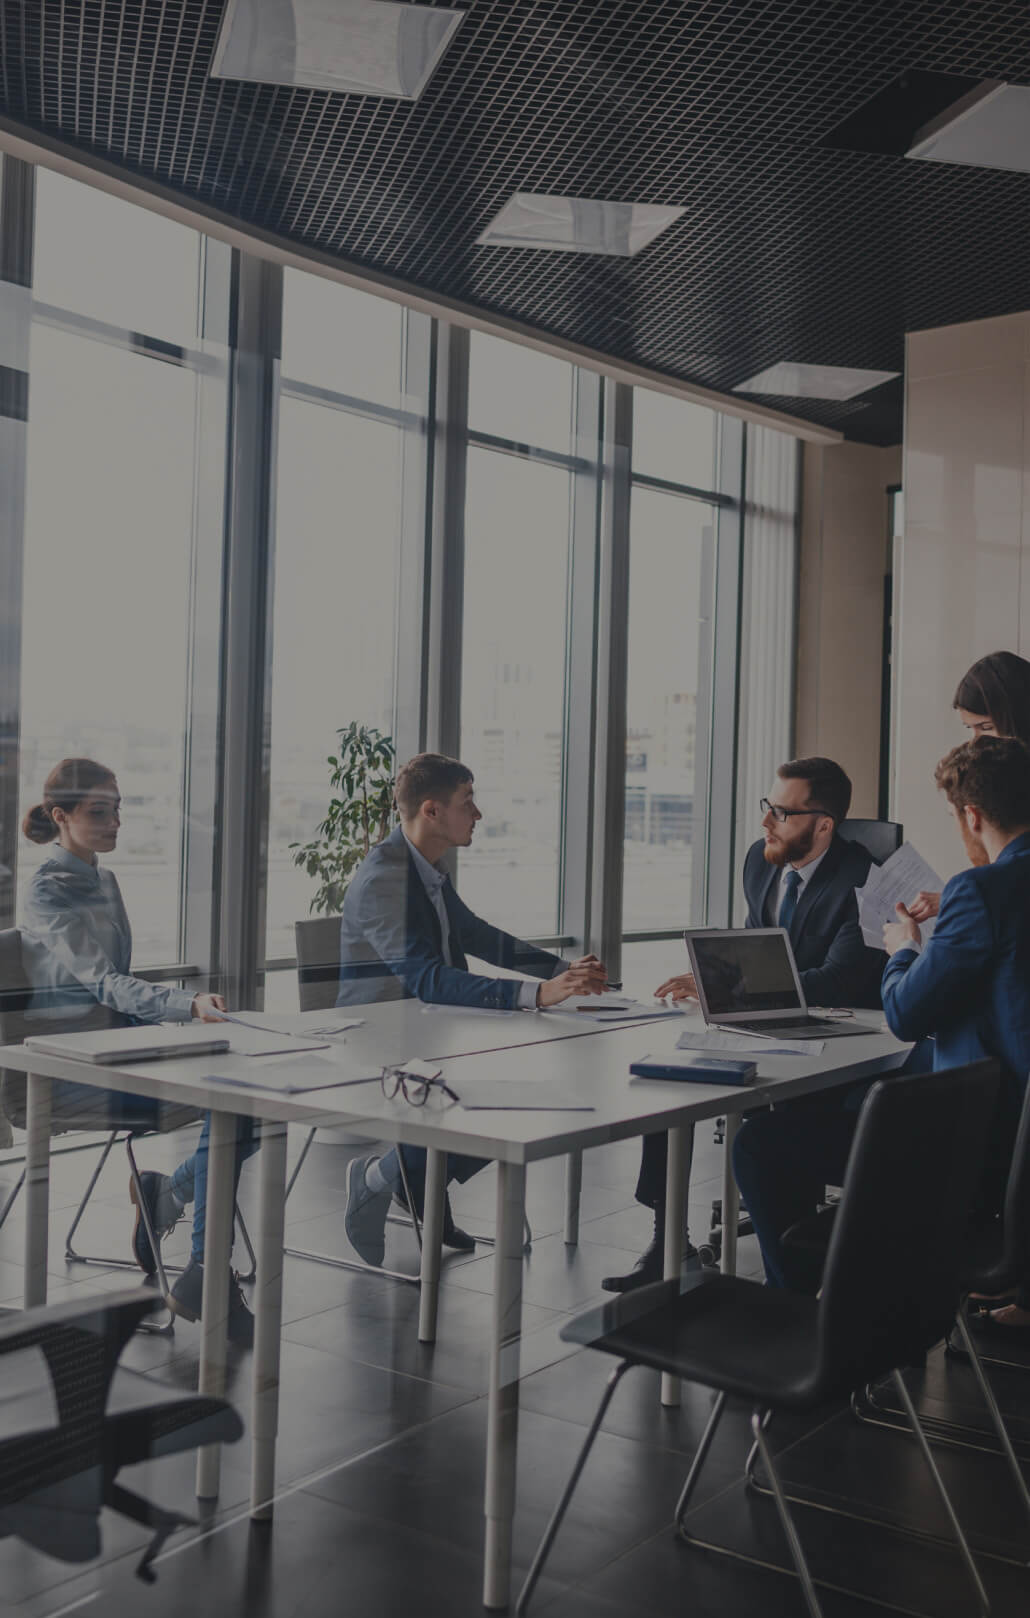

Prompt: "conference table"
[2,999,908,1609]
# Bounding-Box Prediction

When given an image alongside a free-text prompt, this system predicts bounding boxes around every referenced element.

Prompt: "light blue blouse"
[20,845,196,1025]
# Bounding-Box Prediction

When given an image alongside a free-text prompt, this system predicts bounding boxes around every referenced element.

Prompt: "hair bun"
[22,803,58,844]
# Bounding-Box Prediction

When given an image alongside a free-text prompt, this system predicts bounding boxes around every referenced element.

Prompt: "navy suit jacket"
[336,826,564,1011]
[882,831,1030,1113]
[742,833,886,1010]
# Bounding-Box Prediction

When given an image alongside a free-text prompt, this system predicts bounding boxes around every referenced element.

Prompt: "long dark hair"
[953,652,1030,747]
[22,758,117,845]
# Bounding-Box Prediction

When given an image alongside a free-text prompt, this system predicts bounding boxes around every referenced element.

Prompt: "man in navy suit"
[881,736,1030,1335]
[603,755,887,1293]
[339,752,607,1265]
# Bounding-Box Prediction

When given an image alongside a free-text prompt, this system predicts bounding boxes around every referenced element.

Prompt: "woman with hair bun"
[20,758,256,1343]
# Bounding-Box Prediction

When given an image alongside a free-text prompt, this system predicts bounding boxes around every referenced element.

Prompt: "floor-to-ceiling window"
[459,333,576,938]
[16,168,226,968]
[263,271,429,1003]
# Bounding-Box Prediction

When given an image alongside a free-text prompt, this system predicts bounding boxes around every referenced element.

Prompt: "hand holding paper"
[855,842,942,950]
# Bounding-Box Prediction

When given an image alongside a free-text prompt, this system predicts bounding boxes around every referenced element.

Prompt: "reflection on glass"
[33,168,201,345]
[631,386,717,492]
[623,486,715,932]
[468,330,573,454]
[18,327,200,964]
[460,447,571,936]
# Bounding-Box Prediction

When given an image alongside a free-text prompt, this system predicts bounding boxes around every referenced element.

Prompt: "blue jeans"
[378,1144,487,1208]
[51,1081,258,1262]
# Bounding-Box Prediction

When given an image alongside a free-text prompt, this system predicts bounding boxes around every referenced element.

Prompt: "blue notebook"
[629,1054,757,1086]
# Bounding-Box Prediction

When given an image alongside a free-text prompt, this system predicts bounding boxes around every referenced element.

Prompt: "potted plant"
[290,722,397,914]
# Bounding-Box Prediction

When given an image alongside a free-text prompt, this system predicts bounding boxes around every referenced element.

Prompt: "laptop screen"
[690,932,802,1016]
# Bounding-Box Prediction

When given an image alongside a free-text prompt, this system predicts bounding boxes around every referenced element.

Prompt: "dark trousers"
[731,1087,863,1290]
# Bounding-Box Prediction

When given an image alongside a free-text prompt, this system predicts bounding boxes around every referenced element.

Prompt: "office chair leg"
[234,1204,257,1283]
[0,1165,25,1231]
[891,1369,991,1616]
[515,1360,632,1616]
[954,1310,1030,1542]
[284,1127,317,1201]
[63,1129,121,1255]
[673,1390,727,1530]
[752,1409,825,1618]
[125,1138,176,1334]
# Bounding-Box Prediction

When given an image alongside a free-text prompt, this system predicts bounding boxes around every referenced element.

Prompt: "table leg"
[24,1073,51,1309]
[483,1161,526,1611]
[417,1147,446,1344]
[720,1113,741,1277]
[196,1109,237,1500]
[563,1150,582,1246]
[661,1124,692,1408]
[251,1119,287,1520]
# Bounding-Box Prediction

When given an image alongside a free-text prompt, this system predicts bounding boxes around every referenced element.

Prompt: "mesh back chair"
[0,1288,242,1580]
[837,817,904,864]
[518,1061,1002,1618]
[0,928,255,1316]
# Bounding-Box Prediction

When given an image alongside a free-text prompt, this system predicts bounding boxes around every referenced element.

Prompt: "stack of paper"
[676,1029,823,1058]
[854,843,942,951]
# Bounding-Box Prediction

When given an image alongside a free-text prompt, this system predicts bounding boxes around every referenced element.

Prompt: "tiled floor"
[2,1120,1029,1617]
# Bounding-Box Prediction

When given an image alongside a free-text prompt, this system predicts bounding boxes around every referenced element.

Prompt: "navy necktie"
[778,868,802,931]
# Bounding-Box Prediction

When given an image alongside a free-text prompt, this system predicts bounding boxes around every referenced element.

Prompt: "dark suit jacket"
[336,826,564,1010]
[742,833,886,1009]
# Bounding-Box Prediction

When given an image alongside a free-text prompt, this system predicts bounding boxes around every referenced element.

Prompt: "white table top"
[0,1004,910,1167]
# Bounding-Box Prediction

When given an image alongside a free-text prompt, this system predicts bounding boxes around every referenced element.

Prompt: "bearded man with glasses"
[603,755,887,1294]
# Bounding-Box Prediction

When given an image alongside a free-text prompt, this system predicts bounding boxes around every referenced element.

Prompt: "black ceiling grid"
[4,0,1030,444]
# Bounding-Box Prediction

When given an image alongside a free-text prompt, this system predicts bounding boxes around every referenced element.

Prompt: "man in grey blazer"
[339,752,607,1264]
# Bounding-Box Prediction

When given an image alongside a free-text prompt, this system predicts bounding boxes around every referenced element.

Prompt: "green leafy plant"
[290,723,397,915]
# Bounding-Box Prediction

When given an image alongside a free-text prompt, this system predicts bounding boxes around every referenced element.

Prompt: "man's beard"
[763,821,819,868]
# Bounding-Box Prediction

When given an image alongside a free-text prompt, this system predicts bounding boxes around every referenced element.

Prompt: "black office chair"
[0,928,256,1311]
[837,816,904,864]
[517,1061,1001,1618]
[0,1288,242,1580]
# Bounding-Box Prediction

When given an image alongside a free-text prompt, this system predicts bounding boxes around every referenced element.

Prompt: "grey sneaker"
[346,1154,392,1266]
[169,1256,255,1348]
[130,1171,184,1275]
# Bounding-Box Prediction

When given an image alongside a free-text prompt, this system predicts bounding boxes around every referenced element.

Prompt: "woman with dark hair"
[20,758,256,1343]
[908,650,1030,925]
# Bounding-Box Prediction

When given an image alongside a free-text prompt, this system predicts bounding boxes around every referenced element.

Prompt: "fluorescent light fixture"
[476,193,685,257]
[732,361,899,401]
[211,0,464,101]
[907,81,1030,173]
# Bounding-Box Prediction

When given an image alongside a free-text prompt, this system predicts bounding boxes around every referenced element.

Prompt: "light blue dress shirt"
[402,834,564,1010]
[20,844,196,1025]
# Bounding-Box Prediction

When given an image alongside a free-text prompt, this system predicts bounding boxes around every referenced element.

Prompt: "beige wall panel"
[896,319,1029,882]
[796,441,897,818]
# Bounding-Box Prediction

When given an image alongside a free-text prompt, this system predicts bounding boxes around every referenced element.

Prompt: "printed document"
[854,843,942,950]
[676,1029,824,1058]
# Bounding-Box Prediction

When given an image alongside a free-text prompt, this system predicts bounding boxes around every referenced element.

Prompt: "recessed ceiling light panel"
[211,0,465,101]
[732,362,899,401]
[907,81,1030,174]
[476,193,685,257]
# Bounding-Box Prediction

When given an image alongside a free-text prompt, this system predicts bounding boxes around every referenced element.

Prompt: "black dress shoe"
[393,1189,476,1252]
[602,1237,663,1293]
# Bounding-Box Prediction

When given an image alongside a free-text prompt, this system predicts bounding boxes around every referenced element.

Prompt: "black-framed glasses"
[760,798,830,824]
[380,1066,460,1108]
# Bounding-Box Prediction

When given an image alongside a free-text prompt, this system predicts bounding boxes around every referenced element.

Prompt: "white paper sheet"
[676,1029,824,1058]
[559,997,685,1021]
[855,842,942,950]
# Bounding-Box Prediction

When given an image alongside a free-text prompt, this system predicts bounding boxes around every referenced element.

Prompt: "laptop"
[23,1025,231,1064]
[684,928,881,1041]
